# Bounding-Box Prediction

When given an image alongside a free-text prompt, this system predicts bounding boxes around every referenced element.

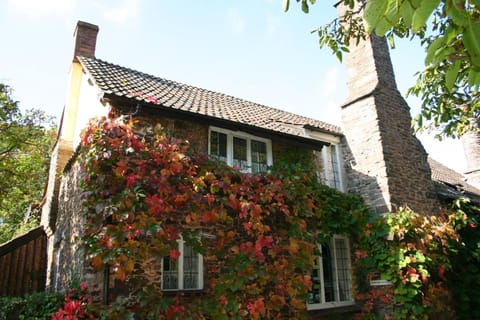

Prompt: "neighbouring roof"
[428,158,480,202]
[78,56,342,140]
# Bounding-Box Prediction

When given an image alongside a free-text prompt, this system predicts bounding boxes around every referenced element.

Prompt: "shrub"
[0,291,64,320]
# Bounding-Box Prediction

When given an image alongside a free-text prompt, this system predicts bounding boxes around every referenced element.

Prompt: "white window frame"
[307,235,355,310]
[208,126,273,173]
[161,237,204,291]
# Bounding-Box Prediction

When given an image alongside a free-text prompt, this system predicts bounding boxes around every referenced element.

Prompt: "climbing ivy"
[59,114,480,319]
[354,203,480,319]
[77,115,368,319]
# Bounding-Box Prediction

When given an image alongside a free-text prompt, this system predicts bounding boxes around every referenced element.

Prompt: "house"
[38,21,480,315]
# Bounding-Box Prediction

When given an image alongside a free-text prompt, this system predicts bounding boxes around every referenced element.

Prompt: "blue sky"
[0,0,465,171]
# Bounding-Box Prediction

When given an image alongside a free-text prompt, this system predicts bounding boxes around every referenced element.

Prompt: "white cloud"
[7,0,75,18]
[226,7,246,34]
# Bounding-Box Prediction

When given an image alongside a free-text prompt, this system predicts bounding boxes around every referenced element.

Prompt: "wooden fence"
[0,227,47,296]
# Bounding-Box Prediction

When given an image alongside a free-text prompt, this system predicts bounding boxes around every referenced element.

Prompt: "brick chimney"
[463,119,480,188]
[72,21,99,62]
[339,26,439,214]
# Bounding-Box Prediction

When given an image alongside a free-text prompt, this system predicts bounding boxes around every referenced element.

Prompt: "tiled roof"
[77,57,480,198]
[428,158,480,199]
[78,56,342,140]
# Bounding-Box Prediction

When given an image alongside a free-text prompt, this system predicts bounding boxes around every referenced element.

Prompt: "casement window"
[321,145,344,192]
[307,235,354,310]
[161,239,203,291]
[209,127,273,173]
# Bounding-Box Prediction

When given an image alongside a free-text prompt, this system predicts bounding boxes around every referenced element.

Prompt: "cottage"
[37,21,480,316]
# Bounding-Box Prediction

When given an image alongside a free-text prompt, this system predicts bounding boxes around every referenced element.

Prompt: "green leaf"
[372,0,398,36]
[283,0,290,12]
[425,37,445,65]
[301,0,309,13]
[375,18,391,36]
[387,32,395,49]
[411,0,441,34]
[444,24,460,45]
[463,19,480,68]
[363,0,388,33]
[445,59,461,92]
[468,69,480,87]
[414,113,423,128]
[446,0,469,27]
[400,0,414,27]
[336,50,343,63]
[409,0,423,9]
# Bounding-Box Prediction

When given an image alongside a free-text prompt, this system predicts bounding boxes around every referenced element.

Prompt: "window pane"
[322,146,341,190]
[251,140,268,173]
[210,131,227,162]
[322,244,336,302]
[233,137,248,171]
[162,256,178,290]
[183,244,199,289]
[330,146,340,189]
[308,256,322,304]
[334,238,352,301]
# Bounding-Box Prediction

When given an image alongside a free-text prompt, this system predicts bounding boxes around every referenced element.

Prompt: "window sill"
[161,289,204,297]
[307,300,357,311]
[307,302,360,317]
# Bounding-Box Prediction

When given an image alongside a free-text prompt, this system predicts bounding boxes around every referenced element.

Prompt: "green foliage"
[285,0,480,138]
[77,116,369,319]
[354,205,480,319]
[446,199,480,319]
[0,83,57,244]
[0,291,64,320]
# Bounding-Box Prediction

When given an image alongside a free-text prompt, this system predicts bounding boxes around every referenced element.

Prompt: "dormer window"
[209,127,273,173]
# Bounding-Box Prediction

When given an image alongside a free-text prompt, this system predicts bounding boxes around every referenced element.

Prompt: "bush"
[0,291,64,320]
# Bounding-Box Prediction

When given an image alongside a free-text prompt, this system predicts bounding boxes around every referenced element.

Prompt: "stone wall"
[53,159,105,299]
[341,35,439,215]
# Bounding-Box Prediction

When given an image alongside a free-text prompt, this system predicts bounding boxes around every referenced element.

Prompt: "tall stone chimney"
[340,31,439,214]
[463,119,480,188]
